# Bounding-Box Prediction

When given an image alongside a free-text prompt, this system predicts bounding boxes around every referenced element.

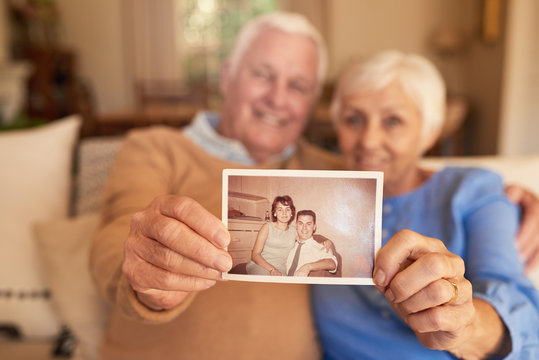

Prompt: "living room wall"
[50,0,534,155]
[56,0,133,112]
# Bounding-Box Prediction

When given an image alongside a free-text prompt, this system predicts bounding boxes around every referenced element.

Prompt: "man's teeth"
[262,114,282,126]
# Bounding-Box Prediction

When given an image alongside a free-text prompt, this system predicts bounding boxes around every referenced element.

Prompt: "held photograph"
[222,169,383,285]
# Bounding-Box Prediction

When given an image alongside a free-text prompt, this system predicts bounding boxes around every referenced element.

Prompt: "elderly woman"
[311,51,539,359]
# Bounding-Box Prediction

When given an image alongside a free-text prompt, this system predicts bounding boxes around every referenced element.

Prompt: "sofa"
[1,116,538,360]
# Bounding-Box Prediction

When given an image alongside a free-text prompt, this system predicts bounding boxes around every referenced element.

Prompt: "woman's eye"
[384,115,402,128]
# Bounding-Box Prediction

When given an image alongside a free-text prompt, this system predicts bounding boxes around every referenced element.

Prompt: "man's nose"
[267,80,287,108]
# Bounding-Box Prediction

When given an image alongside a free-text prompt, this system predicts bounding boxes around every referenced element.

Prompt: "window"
[176,0,277,87]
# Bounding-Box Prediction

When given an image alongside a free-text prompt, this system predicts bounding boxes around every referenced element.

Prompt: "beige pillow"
[0,116,81,339]
[34,213,109,360]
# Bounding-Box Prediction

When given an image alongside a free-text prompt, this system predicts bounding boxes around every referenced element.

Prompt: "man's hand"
[122,195,232,311]
[294,265,311,277]
[293,258,337,277]
[269,268,283,276]
[505,184,539,273]
[373,230,509,359]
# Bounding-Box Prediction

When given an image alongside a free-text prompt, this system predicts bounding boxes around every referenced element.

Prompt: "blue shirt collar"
[183,111,295,165]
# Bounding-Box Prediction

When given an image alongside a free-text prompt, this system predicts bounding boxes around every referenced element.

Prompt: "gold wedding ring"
[445,279,458,305]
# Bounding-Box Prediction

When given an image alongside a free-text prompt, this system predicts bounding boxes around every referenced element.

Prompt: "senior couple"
[246,195,337,277]
[90,11,539,359]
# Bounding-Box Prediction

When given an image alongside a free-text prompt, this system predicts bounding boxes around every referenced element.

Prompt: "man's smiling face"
[296,214,316,242]
[218,28,319,163]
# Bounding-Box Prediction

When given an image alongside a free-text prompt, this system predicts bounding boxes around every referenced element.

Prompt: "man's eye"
[289,81,309,94]
[343,113,366,127]
[252,68,272,80]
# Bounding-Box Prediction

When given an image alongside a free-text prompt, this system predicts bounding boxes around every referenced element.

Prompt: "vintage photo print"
[222,169,383,285]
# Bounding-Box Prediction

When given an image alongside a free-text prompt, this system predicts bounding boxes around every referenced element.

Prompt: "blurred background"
[1,0,538,156]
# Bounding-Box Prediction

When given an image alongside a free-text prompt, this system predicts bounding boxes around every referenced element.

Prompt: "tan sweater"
[90,126,344,360]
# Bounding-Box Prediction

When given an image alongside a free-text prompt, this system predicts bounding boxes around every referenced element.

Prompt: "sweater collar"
[183,111,296,165]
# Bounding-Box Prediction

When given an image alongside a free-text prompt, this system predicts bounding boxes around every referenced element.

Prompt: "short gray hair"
[227,11,327,93]
[331,50,446,144]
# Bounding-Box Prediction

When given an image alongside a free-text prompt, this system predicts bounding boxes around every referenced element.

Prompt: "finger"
[387,252,465,303]
[395,278,471,315]
[373,229,448,287]
[137,212,232,272]
[395,279,458,314]
[504,184,524,204]
[124,257,217,293]
[515,214,539,251]
[509,185,539,249]
[405,301,474,334]
[519,234,539,264]
[524,247,539,273]
[129,234,225,280]
[135,289,190,311]
[158,195,230,248]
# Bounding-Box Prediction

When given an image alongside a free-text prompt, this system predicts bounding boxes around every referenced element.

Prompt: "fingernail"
[385,288,395,302]
[373,269,386,286]
[214,254,232,272]
[215,230,230,248]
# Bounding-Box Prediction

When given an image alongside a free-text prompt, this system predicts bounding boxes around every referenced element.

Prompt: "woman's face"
[336,80,426,196]
[275,202,293,224]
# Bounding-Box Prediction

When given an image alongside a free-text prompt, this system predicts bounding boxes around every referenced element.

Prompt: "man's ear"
[313,223,317,234]
[219,60,231,97]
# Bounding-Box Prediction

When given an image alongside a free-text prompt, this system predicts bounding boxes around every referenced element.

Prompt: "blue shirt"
[312,167,539,359]
[183,111,295,165]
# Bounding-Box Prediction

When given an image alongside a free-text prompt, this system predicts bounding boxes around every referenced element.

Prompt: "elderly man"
[90,10,539,360]
[287,210,338,277]
[90,12,340,360]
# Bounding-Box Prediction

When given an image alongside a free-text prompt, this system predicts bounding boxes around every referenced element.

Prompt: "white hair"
[227,11,327,93]
[331,50,446,144]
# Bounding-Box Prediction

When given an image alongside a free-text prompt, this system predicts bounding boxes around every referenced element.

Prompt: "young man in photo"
[287,210,338,277]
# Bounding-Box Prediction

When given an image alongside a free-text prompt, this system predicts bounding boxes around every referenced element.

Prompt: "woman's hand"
[505,184,539,273]
[322,239,334,253]
[269,268,283,276]
[373,229,509,359]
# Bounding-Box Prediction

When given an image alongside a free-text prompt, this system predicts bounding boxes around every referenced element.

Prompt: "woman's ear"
[420,128,442,155]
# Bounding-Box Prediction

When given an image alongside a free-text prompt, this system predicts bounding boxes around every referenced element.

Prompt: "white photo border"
[222,169,383,285]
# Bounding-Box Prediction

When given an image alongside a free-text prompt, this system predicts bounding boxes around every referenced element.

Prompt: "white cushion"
[421,153,539,196]
[0,116,81,339]
[34,213,109,360]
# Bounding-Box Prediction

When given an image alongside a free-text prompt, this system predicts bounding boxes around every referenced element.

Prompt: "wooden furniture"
[88,105,199,137]
[228,219,265,267]
[22,47,95,135]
